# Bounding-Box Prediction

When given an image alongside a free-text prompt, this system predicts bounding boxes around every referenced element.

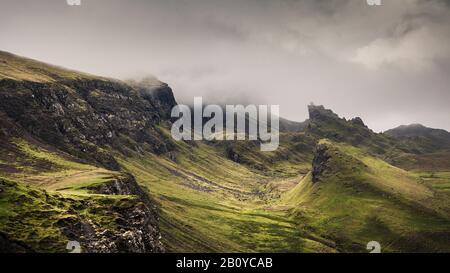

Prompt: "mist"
[1,0,449,132]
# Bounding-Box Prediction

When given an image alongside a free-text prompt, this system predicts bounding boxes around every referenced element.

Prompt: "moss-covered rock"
[0,177,163,253]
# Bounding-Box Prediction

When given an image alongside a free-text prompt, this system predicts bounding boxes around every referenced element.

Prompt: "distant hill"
[386,124,450,150]
[386,124,450,138]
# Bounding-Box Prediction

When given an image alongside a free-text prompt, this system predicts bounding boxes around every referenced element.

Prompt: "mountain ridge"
[386,124,450,150]
[1,50,450,253]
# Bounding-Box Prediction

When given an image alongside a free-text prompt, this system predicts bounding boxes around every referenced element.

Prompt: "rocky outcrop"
[0,77,177,170]
[86,173,159,217]
[350,117,367,128]
[0,232,33,253]
[0,178,164,253]
[308,104,340,122]
[58,199,164,253]
[305,104,398,155]
[86,173,144,196]
[311,143,331,183]
[128,77,177,120]
[226,146,241,163]
[0,51,168,253]
[311,140,368,184]
[66,173,164,253]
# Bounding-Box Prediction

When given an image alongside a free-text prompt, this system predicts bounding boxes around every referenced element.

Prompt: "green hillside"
[1,51,450,253]
[0,136,163,253]
[282,140,450,252]
[0,51,99,82]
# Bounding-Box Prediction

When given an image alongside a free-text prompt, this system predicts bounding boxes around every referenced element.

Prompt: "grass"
[281,140,450,252]
[0,178,69,252]
[2,129,450,252]
[0,50,98,83]
[118,138,334,253]
[413,171,450,217]
[12,138,94,171]
[416,172,450,190]
[0,177,142,252]
[0,137,152,252]
[3,138,126,195]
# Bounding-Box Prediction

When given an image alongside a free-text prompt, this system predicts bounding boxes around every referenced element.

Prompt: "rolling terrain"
[1,51,450,253]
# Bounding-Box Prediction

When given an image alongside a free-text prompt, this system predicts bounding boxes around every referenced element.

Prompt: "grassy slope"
[0,177,138,252]
[0,51,98,82]
[281,140,450,252]
[0,137,144,252]
[4,131,450,252]
[0,51,326,252]
[0,137,119,193]
[2,51,449,252]
[118,128,333,252]
[2,105,449,253]
[0,128,331,252]
[2,127,450,252]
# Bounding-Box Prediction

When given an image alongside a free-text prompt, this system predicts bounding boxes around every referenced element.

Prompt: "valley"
[1,51,450,253]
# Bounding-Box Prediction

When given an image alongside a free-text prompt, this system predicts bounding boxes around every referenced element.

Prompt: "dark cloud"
[0,0,449,131]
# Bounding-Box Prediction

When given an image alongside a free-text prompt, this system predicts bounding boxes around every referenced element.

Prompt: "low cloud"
[1,0,450,131]
[352,1,450,70]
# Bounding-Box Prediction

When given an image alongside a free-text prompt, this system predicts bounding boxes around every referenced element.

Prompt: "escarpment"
[0,77,177,170]
[0,51,170,253]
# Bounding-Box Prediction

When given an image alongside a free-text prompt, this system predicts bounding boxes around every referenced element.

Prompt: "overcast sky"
[1,0,449,131]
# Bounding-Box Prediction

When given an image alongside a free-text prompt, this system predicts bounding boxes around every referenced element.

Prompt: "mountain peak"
[386,124,437,136]
[394,124,427,130]
[386,123,450,140]
[127,77,177,119]
[308,104,339,121]
[307,104,369,129]
[350,117,367,128]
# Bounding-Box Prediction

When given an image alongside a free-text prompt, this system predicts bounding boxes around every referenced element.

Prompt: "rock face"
[86,173,146,196]
[308,104,340,122]
[128,77,177,120]
[312,143,331,183]
[0,178,164,253]
[0,233,33,253]
[58,201,164,253]
[307,104,371,144]
[350,117,367,128]
[0,78,177,170]
[305,104,402,157]
[74,174,164,253]
[0,51,167,253]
